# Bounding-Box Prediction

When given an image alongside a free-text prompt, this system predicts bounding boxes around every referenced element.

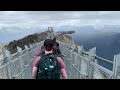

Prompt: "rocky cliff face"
[6,32,48,54]
[55,33,72,43]
[5,31,72,54]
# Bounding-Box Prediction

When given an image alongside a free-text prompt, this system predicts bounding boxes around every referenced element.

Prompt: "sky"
[0,11,120,28]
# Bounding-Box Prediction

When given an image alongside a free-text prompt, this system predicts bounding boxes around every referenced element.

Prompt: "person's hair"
[44,39,54,51]
[56,42,59,47]
[54,42,59,47]
[45,47,53,51]
[53,42,61,54]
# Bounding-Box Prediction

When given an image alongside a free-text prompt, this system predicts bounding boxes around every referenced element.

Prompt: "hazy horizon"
[0,11,120,28]
[1,11,120,45]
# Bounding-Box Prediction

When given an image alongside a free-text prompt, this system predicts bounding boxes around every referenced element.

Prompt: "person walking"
[32,39,67,79]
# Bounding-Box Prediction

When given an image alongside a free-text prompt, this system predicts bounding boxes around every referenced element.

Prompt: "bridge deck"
[0,36,120,79]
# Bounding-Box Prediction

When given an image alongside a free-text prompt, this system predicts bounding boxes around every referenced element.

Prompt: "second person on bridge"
[32,39,67,79]
[36,37,65,59]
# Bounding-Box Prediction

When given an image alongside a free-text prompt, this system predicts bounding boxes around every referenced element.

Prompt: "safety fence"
[0,41,44,79]
[0,39,120,79]
[58,40,120,79]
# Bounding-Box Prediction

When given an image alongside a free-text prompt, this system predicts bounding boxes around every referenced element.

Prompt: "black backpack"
[36,54,61,79]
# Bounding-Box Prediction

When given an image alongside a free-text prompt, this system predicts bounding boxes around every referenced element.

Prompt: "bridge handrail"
[0,38,118,79]
[57,40,116,78]
[14,56,35,79]
[64,55,87,79]
[58,40,113,64]
[13,41,44,79]
[81,51,113,64]
[62,44,113,78]
[0,40,44,79]
[95,55,113,64]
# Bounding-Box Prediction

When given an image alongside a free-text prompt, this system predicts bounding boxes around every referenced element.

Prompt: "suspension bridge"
[0,30,120,79]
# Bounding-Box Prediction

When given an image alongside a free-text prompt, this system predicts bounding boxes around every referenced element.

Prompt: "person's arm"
[32,66,38,79]
[61,53,65,57]
[32,56,41,79]
[57,57,67,79]
[60,68,67,79]
[36,50,41,56]
[36,46,44,56]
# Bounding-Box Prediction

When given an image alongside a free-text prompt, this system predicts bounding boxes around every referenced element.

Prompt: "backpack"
[36,53,61,79]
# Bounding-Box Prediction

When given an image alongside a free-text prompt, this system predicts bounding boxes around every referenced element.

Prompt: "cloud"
[0,11,120,28]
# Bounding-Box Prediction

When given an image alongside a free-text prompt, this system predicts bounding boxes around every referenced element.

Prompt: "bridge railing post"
[72,44,77,52]
[17,46,25,79]
[24,45,29,52]
[4,49,12,79]
[77,45,86,78]
[87,47,96,79]
[33,43,37,56]
[76,45,83,69]
[29,44,33,50]
[70,44,76,63]
[29,44,34,59]
[113,54,120,79]
[24,45,29,63]
[24,45,32,79]
[78,45,84,55]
